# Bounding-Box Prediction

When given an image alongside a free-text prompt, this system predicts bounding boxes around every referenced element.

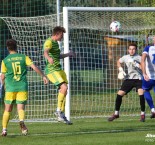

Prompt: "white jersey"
[143,45,155,80]
[119,54,142,80]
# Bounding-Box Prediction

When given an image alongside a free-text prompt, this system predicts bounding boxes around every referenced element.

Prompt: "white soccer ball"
[110,21,121,32]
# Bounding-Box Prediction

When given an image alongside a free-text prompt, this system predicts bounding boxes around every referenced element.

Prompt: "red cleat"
[108,114,119,121]
[1,129,7,137]
[140,114,145,122]
[150,112,155,119]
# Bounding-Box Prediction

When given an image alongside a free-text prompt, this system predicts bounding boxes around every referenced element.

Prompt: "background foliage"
[0,0,155,59]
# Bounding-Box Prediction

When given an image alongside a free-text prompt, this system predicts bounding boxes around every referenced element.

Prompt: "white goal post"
[1,7,155,122]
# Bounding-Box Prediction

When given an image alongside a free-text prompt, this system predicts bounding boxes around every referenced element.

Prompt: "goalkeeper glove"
[118,67,126,80]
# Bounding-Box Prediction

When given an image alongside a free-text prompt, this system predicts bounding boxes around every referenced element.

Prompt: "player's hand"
[42,76,49,84]
[118,67,126,80]
[68,50,76,57]
[143,74,150,81]
[48,58,54,64]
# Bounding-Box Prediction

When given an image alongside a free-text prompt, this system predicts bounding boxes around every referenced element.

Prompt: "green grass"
[1,117,155,145]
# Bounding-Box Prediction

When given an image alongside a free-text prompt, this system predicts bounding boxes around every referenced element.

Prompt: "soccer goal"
[1,7,155,121]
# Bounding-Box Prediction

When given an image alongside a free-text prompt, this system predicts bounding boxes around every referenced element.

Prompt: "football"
[110,21,121,32]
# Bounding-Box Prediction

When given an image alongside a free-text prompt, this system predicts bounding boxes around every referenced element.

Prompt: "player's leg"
[137,88,145,122]
[58,83,68,112]
[2,104,13,136]
[57,83,72,124]
[16,92,28,135]
[136,80,145,122]
[108,90,125,121]
[47,71,68,112]
[108,80,133,121]
[2,92,15,136]
[47,71,72,124]
[144,91,155,118]
[142,79,155,118]
[61,98,66,112]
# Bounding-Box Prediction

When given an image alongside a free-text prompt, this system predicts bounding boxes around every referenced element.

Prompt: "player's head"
[128,43,137,56]
[6,39,17,52]
[52,26,66,41]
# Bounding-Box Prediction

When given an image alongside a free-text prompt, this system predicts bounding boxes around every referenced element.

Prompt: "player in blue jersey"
[108,43,145,122]
[141,36,155,118]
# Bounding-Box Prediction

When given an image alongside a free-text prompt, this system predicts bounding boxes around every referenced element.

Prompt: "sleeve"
[43,40,52,50]
[25,56,33,66]
[1,60,7,74]
[119,56,125,63]
[142,45,150,54]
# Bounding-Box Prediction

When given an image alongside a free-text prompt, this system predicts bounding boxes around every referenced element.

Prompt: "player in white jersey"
[141,36,155,118]
[108,43,145,122]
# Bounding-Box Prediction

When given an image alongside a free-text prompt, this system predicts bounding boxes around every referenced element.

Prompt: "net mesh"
[1,9,155,121]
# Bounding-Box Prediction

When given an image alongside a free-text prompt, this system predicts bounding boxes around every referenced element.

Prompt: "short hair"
[52,26,66,35]
[128,43,137,49]
[6,39,17,51]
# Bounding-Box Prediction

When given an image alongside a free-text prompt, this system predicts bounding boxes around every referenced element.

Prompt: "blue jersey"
[143,45,155,80]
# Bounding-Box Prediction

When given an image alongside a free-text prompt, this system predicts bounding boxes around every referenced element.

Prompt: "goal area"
[1,7,155,121]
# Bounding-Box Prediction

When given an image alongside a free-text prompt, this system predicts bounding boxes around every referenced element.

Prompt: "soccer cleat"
[54,111,60,118]
[140,114,145,122]
[19,121,28,135]
[108,114,119,121]
[1,129,7,137]
[150,112,155,119]
[61,116,73,125]
[54,111,72,125]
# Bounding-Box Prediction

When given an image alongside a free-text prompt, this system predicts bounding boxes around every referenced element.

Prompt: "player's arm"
[117,57,122,68]
[30,64,48,84]
[141,46,150,81]
[44,48,54,64]
[26,56,48,84]
[117,57,126,80]
[60,50,75,59]
[141,52,149,81]
[43,40,54,64]
[0,73,5,85]
[0,61,7,85]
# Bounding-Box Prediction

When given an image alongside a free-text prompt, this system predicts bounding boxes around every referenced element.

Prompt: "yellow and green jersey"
[1,53,33,92]
[43,38,62,74]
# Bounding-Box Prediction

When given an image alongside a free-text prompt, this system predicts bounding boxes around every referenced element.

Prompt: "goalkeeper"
[108,43,145,122]
[43,26,75,125]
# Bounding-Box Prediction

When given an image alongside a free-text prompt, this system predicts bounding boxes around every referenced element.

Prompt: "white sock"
[57,108,61,112]
[141,112,145,115]
[151,108,155,113]
[114,111,119,115]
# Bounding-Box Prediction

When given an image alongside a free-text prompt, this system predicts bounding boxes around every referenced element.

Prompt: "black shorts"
[120,79,142,94]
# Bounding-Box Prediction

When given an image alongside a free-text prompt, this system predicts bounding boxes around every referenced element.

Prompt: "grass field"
[1,71,155,145]
[0,117,155,145]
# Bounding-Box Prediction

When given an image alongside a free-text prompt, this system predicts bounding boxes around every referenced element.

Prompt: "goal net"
[1,7,155,121]
[1,15,61,121]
